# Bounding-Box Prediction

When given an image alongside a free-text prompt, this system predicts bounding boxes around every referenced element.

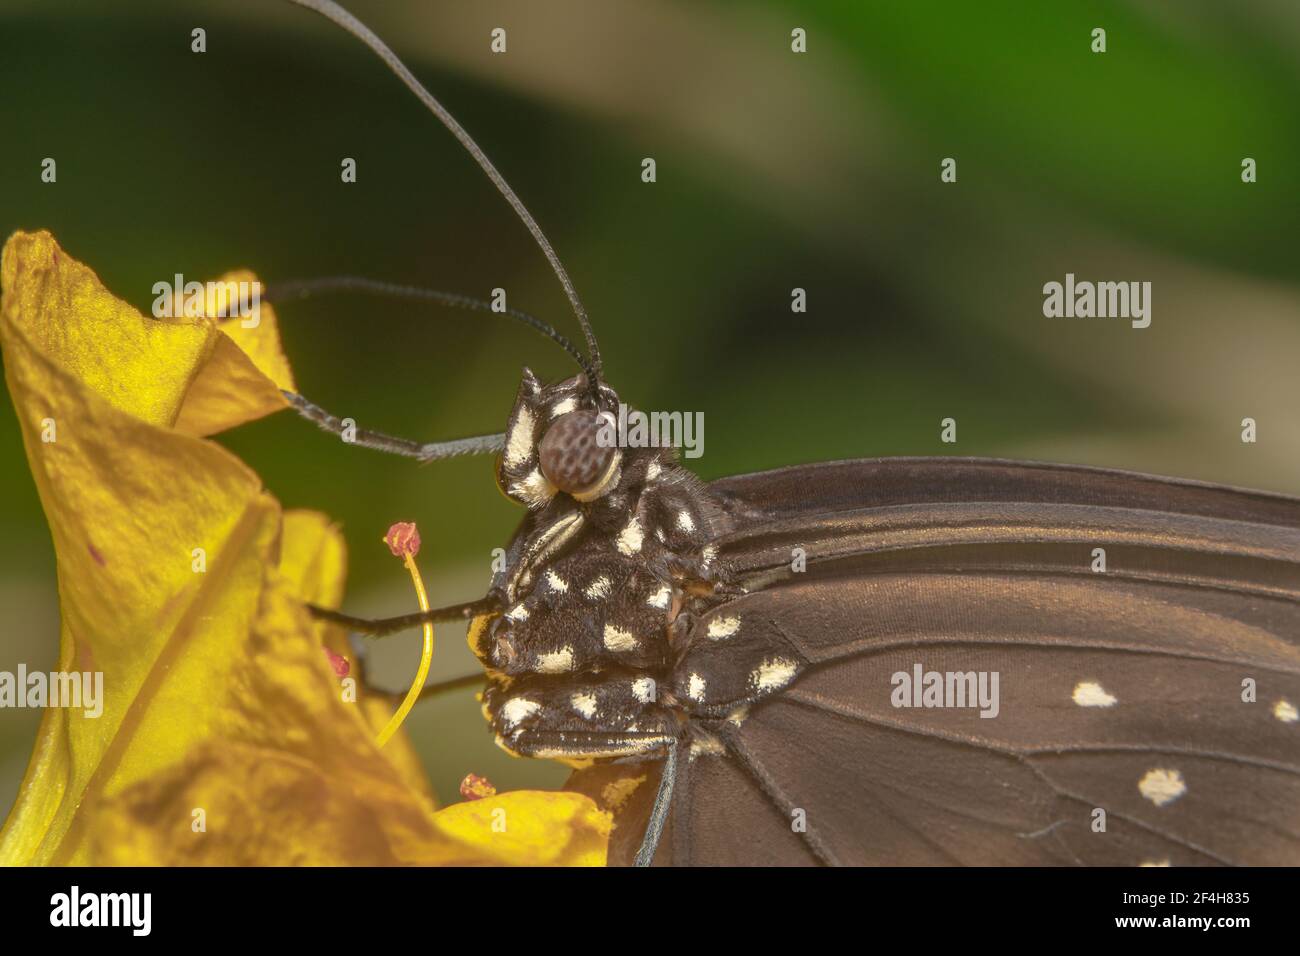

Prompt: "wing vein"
[789,634,1300,676]
[780,692,1251,865]
[780,690,1300,775]
[713,725,841,866]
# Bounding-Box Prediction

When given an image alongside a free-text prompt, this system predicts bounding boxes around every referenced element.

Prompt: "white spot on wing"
[706,615,741,639]
[584,576,612,600]
[646,584,672,609]
[616,516,644,556]
[535,646,575,674]
[500,697,539,730]
[603,624,639,652]
[1138,768,1186,807]
[631,677,656,703]
[646,460,662,481]
[504,404,535,467]
[1274,699,1298,723]
[570,691,598,719]
[1138,859,1171,867]
[545,569,569,593]
[1072,681,1118,707]
[676,510,696,533]
[505,603,529,622]
[687,673,706,701]
[751,657,798,692]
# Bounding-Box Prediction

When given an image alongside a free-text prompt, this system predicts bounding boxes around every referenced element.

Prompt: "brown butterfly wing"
[567,458,1300,865]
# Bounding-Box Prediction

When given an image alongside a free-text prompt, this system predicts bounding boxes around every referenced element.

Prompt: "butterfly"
[279,0,1300,866]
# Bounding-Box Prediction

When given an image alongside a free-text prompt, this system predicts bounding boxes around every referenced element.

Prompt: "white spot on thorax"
[603,624,639,652]
[505,603,529,622]
[687,672,706,701]
[531,737,665,760]
[1138,768,1186,807]
[535,646,575,674]
[646,584,672,609]
[646,460,662,481]
[510,511,583,600]
[707,615,741,639]
[1072,681,1117,707]
[1274,699,1298,723]
[676,510,696,533]
[549,396,577,418]
[752,657,798,692]
[570,691,598,719]
[584,576,612,600]
[616,516,644,556]
[689,733,726,760]
[500,697,540,730]
[631,677,656,703]
[508,468,556,508]
[504,404,535,467]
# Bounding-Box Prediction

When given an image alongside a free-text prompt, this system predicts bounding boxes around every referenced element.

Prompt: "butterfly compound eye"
[538,410,621,500]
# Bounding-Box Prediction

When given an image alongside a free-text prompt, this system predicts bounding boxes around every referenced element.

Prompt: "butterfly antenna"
[265,276,594,381]
[285,0,604,389]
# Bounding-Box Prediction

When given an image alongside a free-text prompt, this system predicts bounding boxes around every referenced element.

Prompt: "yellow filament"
[375,552,434,748]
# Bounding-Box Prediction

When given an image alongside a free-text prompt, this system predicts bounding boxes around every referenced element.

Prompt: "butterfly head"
[496,368,624,509]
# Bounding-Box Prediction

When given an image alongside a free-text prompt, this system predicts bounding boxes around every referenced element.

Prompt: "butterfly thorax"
[470,370,803,767]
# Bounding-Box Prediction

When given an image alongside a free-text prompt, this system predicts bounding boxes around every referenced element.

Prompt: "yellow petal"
[0,231,608,866]
[91,742,426,866]
[173,270,295,437]
[1,231,211,427]
[92,752,608,867]
[565,762,655,867]
[279,510,436,805]
[429,791,611,866]
[278,510,348,611]
[0,233,287,864]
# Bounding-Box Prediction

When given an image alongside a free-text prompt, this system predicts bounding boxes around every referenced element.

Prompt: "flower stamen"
[324,647,350,678]
[375,522,434,748]
[459,773,497,800]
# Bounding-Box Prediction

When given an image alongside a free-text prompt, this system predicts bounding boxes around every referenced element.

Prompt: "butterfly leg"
[366,672,485,704]
[282,389,505,461]
[634,735,679,867]
[307,596,500,637]
[670,736,693,865]
[337,634,483,703]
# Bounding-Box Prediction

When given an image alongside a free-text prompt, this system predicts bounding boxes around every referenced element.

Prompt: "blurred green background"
[2,0,1298,819]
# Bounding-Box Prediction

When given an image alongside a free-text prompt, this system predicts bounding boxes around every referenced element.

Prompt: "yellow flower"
[0,231,609,866]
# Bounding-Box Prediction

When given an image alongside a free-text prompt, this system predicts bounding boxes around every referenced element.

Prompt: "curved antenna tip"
[284,0,604,384]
